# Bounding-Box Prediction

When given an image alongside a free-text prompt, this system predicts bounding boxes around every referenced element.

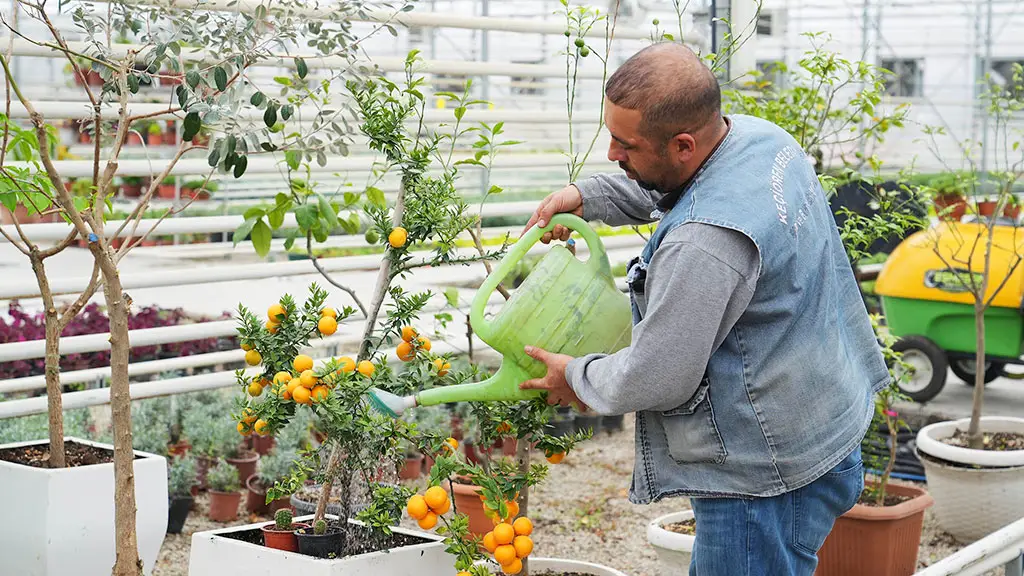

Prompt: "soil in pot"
[295,525,346,559]
[167,496,193,534]
[207,491,242,522]
[220,520,435,558]
[261,522,309,552]
[943,429,1024,451]
[227,450,259,484]
[0,439,129,468]
[663,517,695,536]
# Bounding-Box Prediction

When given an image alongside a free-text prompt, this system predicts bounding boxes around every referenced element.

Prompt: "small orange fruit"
[287,378,302,394]
[424,486,448,511]
[546,451,565,464]
[293,354,314,373]
[357,360,374,377]
[273,371,292,385]
[417,511,438,530]
[457,572,472,576]
[512,516,533,536]
[321,307,337,318]
[431,497,450,515]
[237,421,252,436]
[513,535,533,558]
[493,522,515,545]
[253,419,269,436]
[501,557,523,574]
[397,341,415,362]
[244,349,262,366]
[496,421,511,434]
[280,388,292,401]
[265,320,279,333]
[318,316,338,336]
[494,543,516,566]
[401,325,417,342]
[247,382,263,396]
[241,408,258,424]
[416,335,431,351]
[241,342,253,351]
[311,385,329,403]
[406,494,429,520]
[267,303,286,321]
[338,357,356,373]
[388,226,408,248]
[433,358,450,377]
[504,500,519,520]
[482,531,498,553]
[444,437,458,452]
[292,386,312,405]
[254,377,270,388]
[299,369,317,388]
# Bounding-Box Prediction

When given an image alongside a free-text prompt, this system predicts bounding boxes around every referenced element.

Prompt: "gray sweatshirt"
[564,173,760,415]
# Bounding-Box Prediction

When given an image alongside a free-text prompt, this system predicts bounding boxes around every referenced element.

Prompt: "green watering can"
[368,214,633,417]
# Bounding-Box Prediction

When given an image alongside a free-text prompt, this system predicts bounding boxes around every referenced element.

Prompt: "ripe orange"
[431,497,450,516]
[401,325,417,342]
[241,408,258,424]
[512,517,533,536]
[493,522,515,545]
[416,335,432,351]
[265,320,279,333]
[280,387,292,400]
[293,354,314,373]
[318,316,338,336]
[512,535,533,558]
[321,307,337,318]
[424,486,448,511]
[546,451,565,464]
[292,386,312,405]
[494,544,516,566]
[299,369,317,388]
[496,421,511,434]
[417,511,438,530]
[433,358,450,377]
[397,341,415,362]
[338,357,356,373]
[253,419,269,435]
[254,377,270,388]
[445,437,459,451]
[244,349,262,366]
[482,531,498,553]
[311,385,329,403]
[268,303,287,321]
[357,360,374,377]
[240,342,253,351]
[388,226,407,248]
[273,371,292,385]
[501,557,522,574]
[457,572,472,576]
[504,500,519,520]
[237,421,252,436]
[247,382,263,396]
[406,494,429,520]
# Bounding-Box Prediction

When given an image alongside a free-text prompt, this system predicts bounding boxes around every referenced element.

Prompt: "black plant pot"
[296,528,345,559]
[546,415,575,437]
[574,413,603,435]
[167,496,193,534]
[602,414,625,433]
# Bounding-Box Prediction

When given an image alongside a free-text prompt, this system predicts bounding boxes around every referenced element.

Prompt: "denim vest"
[625,115,889,502]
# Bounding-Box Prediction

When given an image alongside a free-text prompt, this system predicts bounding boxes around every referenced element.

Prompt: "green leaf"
[243,206,266,220]
[207,147,220,168]
[295,57,308,79]
[366,186,385,208]
[454,106,466,121]
[250,91,265,107]
[251,219,272,257]
[285,149,301,170]
[264,104,277,128]
[317,194,336,222]
[233,155,248,178]
[487,184,503,195]
[260,142,277,152]
[316,149,327,167]
[281,105,293,121]
[313,226,329,243]
[344,191,358,205]
[295,204,318,230]
[176,85,188,108]
[0,193,15,212]
[186,70,200,88]
[214,66,228,91]
[182,111,201,141]
[445,287,459,307]
[284,229,298,251]
[233,216,258,246]
[268,205,286,229]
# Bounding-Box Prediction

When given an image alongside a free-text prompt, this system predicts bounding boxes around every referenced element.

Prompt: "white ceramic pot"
[646,510,696,575]
[527,557,630,575]
[189,515,454,575]
[0,437,168,576]
[916,417,1024,541]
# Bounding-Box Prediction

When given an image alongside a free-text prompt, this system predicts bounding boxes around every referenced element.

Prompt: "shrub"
[207,460,240,493]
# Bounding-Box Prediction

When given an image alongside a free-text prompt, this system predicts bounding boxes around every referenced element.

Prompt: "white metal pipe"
[912,516,1024,576]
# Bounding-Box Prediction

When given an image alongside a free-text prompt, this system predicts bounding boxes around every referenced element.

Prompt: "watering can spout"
[414,362,541,408]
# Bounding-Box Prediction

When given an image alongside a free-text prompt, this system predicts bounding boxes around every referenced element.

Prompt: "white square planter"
[0,437,168,576]
[189,515,457,576]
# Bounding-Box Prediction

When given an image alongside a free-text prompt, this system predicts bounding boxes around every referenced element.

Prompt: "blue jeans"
[688,447,864,576]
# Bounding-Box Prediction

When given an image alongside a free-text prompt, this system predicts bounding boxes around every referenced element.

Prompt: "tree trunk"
[100,261,143,576]
[30,253,65,468]
[968,299,986,449]
[515,439,530,576]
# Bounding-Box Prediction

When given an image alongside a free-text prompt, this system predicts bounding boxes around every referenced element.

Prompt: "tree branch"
[57,260,101,331]
[306,231,368,317]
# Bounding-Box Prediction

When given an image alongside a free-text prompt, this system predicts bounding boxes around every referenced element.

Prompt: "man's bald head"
[605,43,722,144]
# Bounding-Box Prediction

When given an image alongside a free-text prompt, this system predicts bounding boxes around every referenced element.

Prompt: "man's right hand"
[521,184,584,243]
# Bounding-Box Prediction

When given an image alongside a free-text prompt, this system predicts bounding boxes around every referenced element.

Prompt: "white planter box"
[528,557,629,575]
[189,515,455,575]
[917,417,1024,542]
[0,436,168,576]
[646,510,696,575]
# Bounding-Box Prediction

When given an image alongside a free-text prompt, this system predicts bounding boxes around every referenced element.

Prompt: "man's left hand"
[520,345,588,411]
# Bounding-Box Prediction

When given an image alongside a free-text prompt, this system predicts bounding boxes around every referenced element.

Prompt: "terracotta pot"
[227,450,259,484]
[127,132,143,146]
[1005,204,1021,220]
[195,455,216,489]
[501,437,517,457]
[261,522,309,552]
[207,490,241,522]
[78,131,91,144]
[157,184,176,199]
[248,434,276,456]
[423,453,435,475]
[245,475,292,515]
[399,454,424,480]
[147,132,163,146]
[121,184,142,198]
[450,479,492,537]
[815,482,934,576]
[977,200,998,217]
[933,194,967,221]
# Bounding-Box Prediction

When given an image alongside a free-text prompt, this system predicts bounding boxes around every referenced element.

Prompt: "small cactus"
[275,508,293,531]
[313,519,327,535]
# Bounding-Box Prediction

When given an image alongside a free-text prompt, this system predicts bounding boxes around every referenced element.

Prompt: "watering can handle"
[469,213,611,343]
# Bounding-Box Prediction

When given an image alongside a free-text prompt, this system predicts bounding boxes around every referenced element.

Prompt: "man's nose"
[607,143,625,163]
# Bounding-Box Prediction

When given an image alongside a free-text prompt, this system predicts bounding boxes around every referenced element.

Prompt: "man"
[518,43,890,575]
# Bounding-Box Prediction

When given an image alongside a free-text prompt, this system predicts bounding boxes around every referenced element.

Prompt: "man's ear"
[671,133,697,163]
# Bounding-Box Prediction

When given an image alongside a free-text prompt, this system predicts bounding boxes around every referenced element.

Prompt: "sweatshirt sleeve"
[564,223,759,415]
[574,173,663,226]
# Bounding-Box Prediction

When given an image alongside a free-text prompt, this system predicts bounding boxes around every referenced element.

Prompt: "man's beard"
[619,162,661,193]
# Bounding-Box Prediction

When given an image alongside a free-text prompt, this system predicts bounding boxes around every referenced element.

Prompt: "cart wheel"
[892,336,948,402]
[949,358,1005,386]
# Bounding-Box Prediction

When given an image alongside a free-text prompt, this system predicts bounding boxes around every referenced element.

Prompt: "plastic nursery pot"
[602,414,625,433]
[207,490,242,523]
[295,525,346,559]
[399,454,424,480]
[261,522,310,552]
[227,450,259,486]
[976,199,998,217]
[167,496,194,534]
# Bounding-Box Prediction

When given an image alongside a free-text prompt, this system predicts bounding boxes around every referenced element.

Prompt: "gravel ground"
[154,414,998,576]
